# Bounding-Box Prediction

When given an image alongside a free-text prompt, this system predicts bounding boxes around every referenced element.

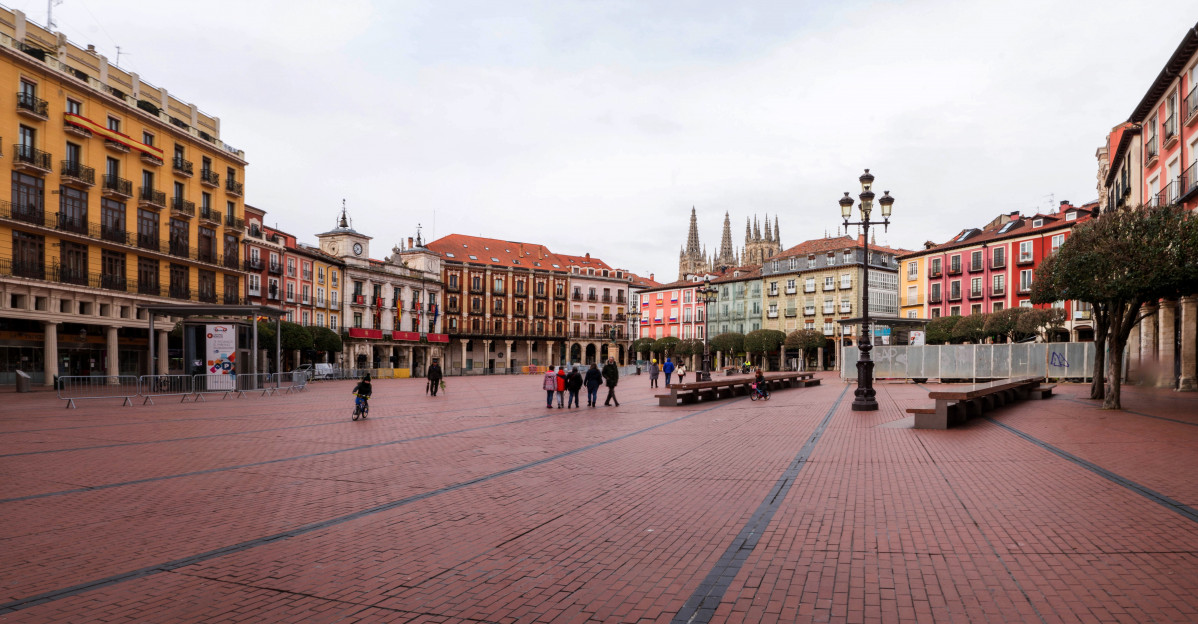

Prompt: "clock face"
[353,243,363,256]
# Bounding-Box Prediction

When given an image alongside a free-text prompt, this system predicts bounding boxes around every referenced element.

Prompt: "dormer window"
[468,255,478,260]
[490,257,499,262]
[1033,218,1044,227]
[445,253,455,258]
[1065,212,1077,221]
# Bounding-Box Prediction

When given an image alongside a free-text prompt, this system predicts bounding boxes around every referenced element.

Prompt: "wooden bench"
[656,371,818,406]
[907,376,1048,429]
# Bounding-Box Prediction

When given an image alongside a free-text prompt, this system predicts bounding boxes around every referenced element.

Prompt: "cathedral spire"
[686,206,701,255]
[753,217,761,241]
[774,215,780,245]
[764,213,772,242]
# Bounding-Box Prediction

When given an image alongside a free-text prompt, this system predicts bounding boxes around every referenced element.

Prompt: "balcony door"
[12,231,44,277]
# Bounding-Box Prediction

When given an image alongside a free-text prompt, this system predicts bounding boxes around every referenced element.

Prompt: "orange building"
[0,8,248,385]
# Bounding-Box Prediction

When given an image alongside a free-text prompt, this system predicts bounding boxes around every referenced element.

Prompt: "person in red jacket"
[555,366,567,408]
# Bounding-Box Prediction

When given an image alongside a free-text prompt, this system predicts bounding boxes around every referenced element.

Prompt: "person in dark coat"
[566,366,584,408]
[427,359,443,396]
[584,363,603,407]
[602,358,620,407]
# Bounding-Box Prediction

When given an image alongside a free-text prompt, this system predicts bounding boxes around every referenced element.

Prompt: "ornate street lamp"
[695,276,719,382]
[839,169,894,411]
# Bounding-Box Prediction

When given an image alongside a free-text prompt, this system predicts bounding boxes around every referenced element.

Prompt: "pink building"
[637,278,707,342]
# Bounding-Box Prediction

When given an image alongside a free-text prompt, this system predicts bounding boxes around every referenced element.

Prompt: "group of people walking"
[647,358,686,388]
[543,359,621,408]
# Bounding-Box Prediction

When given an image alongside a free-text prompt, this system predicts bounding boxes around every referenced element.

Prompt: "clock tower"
[316,201,372,262]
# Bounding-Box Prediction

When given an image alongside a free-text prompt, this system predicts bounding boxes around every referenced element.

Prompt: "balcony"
[225,214,244,230]
[601,294,612,303]
[804,285,815,293]
[586,313,599,321]
[56,212,87,235]
[225,179,244,197]
[1017,254,1034,265]
[13,145,51,174]
[968,262,983,273]
[784,308,797,317]
[140,153,163,167]
[101,274,127,292]
[929,293,942,304]
[992,287,1005,296]
[968,289,984,300]
[1187,85,1198,125]
[469,285,484,294]
[137,233,161,252]
[173,157,193,177]
[587,294,598,302]
[571,292,583,301]
[353,294,366,306]
[330,300,341,310]
[15,92,48,119]
[1163,114,1178,147]
[266,289,281,301]
[200,207,222,225]
[60,161,95,187]
[223,293,243,305]
[64,121,92,138]
[198,290,218,304]
[198,246,218,264]
[223,253,240,270]
[616,295,626,304]
[492,287,505,296]
[785,287,797,295]
[1145,136,1159,163]
[840,305,852,313]
[285,292,296,303]
[948,291,961,302]
[138,281,161,296]
[447,283,461,293]
[947,263,961,275]
[823,283,835,291]
[100,224,127,244]
[804,307,815,316]
[268,262,283,275]
[105,139,130,154]
[168,239,192,259]
[139,187,166,209]
[102,175,133,199]
[766,310,778,319]
[1180,161,1198,203]
[200,169,220,187]
[571,312,583,320]
[534,290,547,299]
[54,266,89,286]
[929,268,942,278]
[767,289,779,297]
[171,197,196,218]
[244,257,264,271]
[991,256,1006,269]
[169,286,192,300]
[302,271,313,281]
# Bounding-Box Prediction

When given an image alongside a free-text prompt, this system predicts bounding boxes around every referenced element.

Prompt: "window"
[993,274,1005,293]
[1032,218,1043,228]
[950,255,961,273]
[907,261,917,278]
[1020,300,1033,308]
[805,278,815,292]
[930,283,941,301]
[107,116,120,132]
[824,276,834,290]
[138,257,158,292]
[66,98,81,115]
[992,247,1005,267]
[950,306,960,316]
[59,187,87,233]
[1019,241,1033,262]
[970,277,982,297]
[101,198,125,241]
[142,131,155,147]
[1065,212,1077,222]
[906,285,917,306]
[840,273,851,289]
[807,255,816,268]
[970,250,982,271]
[993,302,1005,312]
[1050,234,1064,254]
[931,308,941,319]
[1020,269,1034,292]
[950,281,961,300]
[930,258,941,275]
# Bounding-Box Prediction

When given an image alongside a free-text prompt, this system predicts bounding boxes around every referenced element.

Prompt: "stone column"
[1158,300,1176,388]
[526,341,534,368]
[1140,302,1158,385]
[157,330,169,375]
[546,341,555,367]
[460,340,468,374]
[44,321,59,387]
[1178,296,1196,392]
[505,340,514,371]
[817,346,825,372]
[482,340,492,373]
[106,326,120,377]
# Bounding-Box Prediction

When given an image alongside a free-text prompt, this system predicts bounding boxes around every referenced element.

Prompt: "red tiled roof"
[638,278,705,293]
[710,264,762,284]
[898,202,1099,259]
[627,272,660,288]
[772,235,909,260]
[426,234,568,272]
[556,252,615,272]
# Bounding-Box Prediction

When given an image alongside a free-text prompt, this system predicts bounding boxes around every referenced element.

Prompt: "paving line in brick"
[1058,395,1198,427]
[0,396,747,616]
[670,384,849,624]
[984,416,1198,524]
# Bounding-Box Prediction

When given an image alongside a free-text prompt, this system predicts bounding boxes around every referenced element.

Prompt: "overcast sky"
[21,0,1197,280]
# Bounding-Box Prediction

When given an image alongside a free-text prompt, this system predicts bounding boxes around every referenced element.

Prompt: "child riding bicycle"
[751,368,769,400]
[352,374,372,415]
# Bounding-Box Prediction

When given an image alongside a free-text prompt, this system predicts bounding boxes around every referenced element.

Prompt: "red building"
[902,202,1098,341]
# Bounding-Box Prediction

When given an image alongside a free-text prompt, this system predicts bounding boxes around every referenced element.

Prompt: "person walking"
[602,357,620,407]
[555,366,567,408]
[543,366,558,408]
[566,366,583,408]
[427,359,443,397]
[584,363,603,407]
[663,357,676,387]
[649,359,660,388]
[676,362,687,384]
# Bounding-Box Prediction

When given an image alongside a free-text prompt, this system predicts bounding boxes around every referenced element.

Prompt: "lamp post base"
[696,371,711,382]
[852,358,878,411]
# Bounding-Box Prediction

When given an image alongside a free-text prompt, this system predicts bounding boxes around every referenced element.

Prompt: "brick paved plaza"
[2,373,1197,623]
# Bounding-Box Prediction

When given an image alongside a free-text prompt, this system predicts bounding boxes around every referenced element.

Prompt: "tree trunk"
[1104,338,1123,410]
[1090,308,1109,400]
[1103,299,1143,410]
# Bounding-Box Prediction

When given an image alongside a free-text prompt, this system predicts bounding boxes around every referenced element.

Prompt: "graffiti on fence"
[1050,351,1069,368]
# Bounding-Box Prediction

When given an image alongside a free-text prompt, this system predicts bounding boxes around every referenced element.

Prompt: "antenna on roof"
[47,0,63,30]
[115,45,130,67]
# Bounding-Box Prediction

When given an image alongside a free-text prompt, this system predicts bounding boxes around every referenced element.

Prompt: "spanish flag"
[65,113,165,158]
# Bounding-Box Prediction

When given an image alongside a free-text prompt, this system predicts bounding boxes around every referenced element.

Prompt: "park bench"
[907,375,1051,429]
[656,371,819,407]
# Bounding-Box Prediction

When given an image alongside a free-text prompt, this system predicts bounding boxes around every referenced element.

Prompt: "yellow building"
[0,8,248,385]
[898,253,925,318]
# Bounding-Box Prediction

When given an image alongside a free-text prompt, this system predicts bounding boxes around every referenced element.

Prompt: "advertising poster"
[206,325,237,390]
[909,330,925,346]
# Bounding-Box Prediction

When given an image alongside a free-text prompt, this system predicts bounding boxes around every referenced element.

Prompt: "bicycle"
[749,383,770,401]
[352,393,370,420]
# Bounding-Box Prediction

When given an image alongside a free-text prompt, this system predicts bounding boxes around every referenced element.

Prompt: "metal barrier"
[841,342,1097,382]
[192,373,243,400]
[138,375,195,405]
[56,375,140,409]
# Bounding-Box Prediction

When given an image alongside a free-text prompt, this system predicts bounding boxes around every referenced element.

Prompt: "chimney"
[585,252,590,259]
[87,44,96,54]
[858,234,865,245]
[408,237,414,248]
[924,240,936,249]
[649,273,654,281]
